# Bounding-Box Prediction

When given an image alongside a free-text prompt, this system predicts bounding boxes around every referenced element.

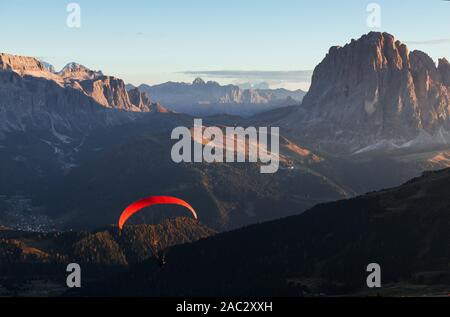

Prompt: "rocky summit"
[282,32,450,154]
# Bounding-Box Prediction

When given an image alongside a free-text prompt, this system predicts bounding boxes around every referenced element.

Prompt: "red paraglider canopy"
[118,196,198,230]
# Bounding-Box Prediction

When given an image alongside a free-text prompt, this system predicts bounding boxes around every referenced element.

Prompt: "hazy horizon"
[1,0,449,90]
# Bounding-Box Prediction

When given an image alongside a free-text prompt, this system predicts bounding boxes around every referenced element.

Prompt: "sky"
[0,0,449,90]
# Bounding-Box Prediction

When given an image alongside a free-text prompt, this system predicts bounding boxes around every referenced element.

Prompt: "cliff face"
[439,58,450,87]
[0,70,110,134]
[0,53,47,73]
[79,76,138,111]
[0,53,63,83]
[284,32,450,153]
[127,87,170,113]
[0,53,167,136]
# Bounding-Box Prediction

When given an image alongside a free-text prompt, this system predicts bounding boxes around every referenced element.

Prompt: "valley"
[1,168,449,297]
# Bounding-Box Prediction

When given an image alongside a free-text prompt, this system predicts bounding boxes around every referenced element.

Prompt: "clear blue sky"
[0,0,449,89]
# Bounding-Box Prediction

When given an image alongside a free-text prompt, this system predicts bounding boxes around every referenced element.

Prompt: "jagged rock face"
[0,53,158,115]
[76,75,171,113]
[58,62,103,81]
[409,52,450,130]
[285,32,450,153]
[0,53,47,74]
[57,63,155,113]
[79,76,137,111]
[0,53,164,136]
[438,58,450,87]
[127,87,152,111]
[127,88,170,113]
[0,53,63,83]
[0,69,133,135]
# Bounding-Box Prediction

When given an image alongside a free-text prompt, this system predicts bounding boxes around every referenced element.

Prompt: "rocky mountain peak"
[127,87,153,112]
[192,77,206,85]
[283,32,450,153]
[40,61,56,73]
[58,62,104,81]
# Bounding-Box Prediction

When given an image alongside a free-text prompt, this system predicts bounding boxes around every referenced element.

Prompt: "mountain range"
[0,32,450,297]
[0,56,345,231]
[4,32,450,155]
[0,53,168,137]
[137,78,305,116]
[0,32,450,296]
[2,32,450,233]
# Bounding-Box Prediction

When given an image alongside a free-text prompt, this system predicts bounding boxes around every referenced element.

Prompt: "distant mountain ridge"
[138,78,306,116]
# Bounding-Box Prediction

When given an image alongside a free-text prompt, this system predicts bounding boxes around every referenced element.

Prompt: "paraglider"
[118,196,198,267]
